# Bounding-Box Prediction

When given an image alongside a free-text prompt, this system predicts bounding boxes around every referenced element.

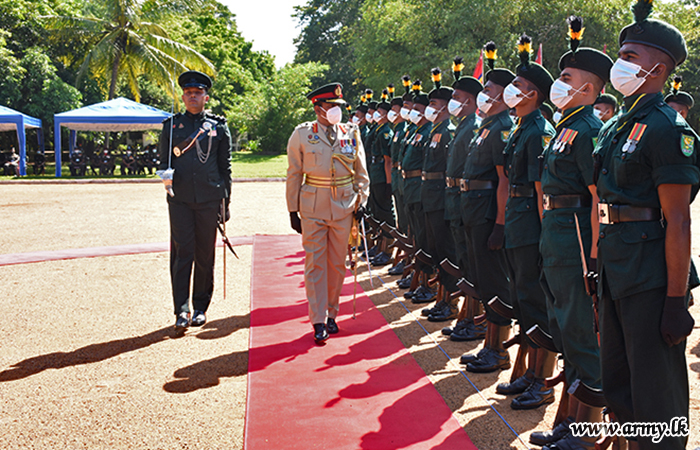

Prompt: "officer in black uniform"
[158,70,232,330]
[595,2,697,448]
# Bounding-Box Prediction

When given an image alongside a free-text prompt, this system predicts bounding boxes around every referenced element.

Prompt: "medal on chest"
[622,123,647,154]
[553,128,578,153]
[339,138,357,156]
[475,128,490,146]
[430,133,441,148]
[412,134,424,146]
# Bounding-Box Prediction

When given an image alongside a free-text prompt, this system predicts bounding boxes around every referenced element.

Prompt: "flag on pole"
[473,49,484,83]
[535,43,543,65]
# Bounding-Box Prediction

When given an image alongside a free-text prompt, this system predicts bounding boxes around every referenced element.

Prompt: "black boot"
[511,348,557,409]
[466,322,511,372]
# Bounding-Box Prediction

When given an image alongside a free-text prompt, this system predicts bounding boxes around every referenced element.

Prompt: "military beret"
[368,101,378,110]
[485,69,516,88]
[515,34,554,97]
[428,68,453,101]
[594,93,619,108]
[619,0,687,67]
[178,70,212,91]
[391,97,404,107]
[559,49,614,83]
[540,102,554,120]
[306,82,346,104]
[377,101,392,111]
[413,92,430,107]
[452,76,483,97]
[665,75,694,108]
[356,104,369,113]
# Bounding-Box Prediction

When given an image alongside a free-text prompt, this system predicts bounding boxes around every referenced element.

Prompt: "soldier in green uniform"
[594,2,697,448]
[458,42,517,371]
[593,93,618,123]
[354,95,369,139]
[530,17,614,449]
[497,35,557,410]
[401,85,436,303]
[158,70,232,330]
[665,75,694,120]
[430,57,483,326]
[368,89,396,266]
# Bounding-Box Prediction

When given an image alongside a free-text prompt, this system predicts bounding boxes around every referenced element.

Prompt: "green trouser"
[450,219,470,280]
[407,201,430,274]
[393,191,409,235]
[464,219,513,327]
[541,265,601,389]
[505,244,549,345]
[424,209,457,292]
[600,274,689,450]
[368,182,396,227]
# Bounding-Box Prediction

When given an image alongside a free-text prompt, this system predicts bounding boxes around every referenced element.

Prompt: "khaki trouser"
[301,213,353,324]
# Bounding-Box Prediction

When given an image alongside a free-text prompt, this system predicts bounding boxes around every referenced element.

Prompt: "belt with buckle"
[543,194,591,210]
[445,177,462,188]
[509,184,535,198]
[421,171,445,181]
[392,162,400,169]
[460,179,497,192]
[597,204,662,224]
[371,155,384,164]
[402,169,422,179]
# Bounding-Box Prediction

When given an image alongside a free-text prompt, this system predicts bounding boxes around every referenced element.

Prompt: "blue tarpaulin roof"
[0,105,44,176]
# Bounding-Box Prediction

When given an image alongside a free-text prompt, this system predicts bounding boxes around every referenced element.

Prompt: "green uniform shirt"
[369,121,393,184]
[421,118,455,213]
[504,108,555,249]
[594,92,700,299]
[402,122,431,205]
[444,114,478,221]
[539,105,601,267]
[461,109,513,227]
[391,121,409,193]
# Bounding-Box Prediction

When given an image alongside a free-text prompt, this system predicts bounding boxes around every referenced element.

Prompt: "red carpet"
[0,236,253,266]
[246,234,476,450]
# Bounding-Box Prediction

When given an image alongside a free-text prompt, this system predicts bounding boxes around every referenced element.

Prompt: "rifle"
[574,214,599,334]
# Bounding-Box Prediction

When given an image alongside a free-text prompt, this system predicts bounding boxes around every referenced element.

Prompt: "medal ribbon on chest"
[476,128,490,146]
[623,123,647,153]
[553,128,578,153]
[430,133,441,148]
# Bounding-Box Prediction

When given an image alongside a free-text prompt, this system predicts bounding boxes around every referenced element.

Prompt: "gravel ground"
[0,181,698,449]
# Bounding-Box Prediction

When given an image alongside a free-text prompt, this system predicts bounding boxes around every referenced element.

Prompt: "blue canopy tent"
[53,97,171,177]
[0,105,44,176]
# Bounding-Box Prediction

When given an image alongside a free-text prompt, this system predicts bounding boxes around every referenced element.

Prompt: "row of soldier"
[348,5,695,450]
[67,145,160,176]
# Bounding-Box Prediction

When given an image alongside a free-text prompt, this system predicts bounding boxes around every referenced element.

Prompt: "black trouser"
[369,182,395,227]
[464,219,513,326]
[424,208,457,292]
[168,199,220,316]
[505,244,549,345]
[600,274,689,450]
[393,191,409,235]
[407,201,430,274]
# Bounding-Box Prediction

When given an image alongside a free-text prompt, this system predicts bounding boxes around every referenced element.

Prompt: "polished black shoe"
[530,417,573,446]
[387,260,405,275]
[411,286,437,304]
[421,300,444,317]
[313,323,329,343]
[543,432,596,450]
[466,348,510,372]
[403,289,416,299]
[460,347,488,364]
[371,252,392,266]
[191,310,206,327]
[428,302,458,322]
[397,272,413,289]
[326,317,339,334]
[450,321,486,342]
[511,378,555,410]
[174,312,190,329]
[442,318,470,336]
[496,370,535,395]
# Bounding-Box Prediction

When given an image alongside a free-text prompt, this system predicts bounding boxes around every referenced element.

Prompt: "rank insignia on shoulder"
[501,130,510,142]
[542,136,552,148]
[681,134,695,157]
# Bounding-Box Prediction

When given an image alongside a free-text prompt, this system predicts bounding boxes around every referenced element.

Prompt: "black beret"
[306,82,346,104]
[178,70,212,91]
[620,19,687,67]
[594,93,618,108]
[516,62,554,99]
[452,76,483,97]
[428,87,453,101]
[540,102,554,120]
[485,69,515,88]
[367,101,378,110]
[558,48,614,83]
[391,97,404,107]
[356,104,369,113]
[665,91,694,109]
[377,101,392,111]
[413,93,430,107]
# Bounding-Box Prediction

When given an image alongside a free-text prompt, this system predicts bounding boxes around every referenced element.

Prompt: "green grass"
[0,152,288,180]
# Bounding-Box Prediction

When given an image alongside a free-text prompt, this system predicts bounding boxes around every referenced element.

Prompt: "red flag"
[473,49,484,83]
[535,43,543,65]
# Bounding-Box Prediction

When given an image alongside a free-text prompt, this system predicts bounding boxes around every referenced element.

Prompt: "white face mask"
[610,59,658,97]
[503,84,529,108]
[387,110,399,123]
[448,99,466,116]
[409,109,423,124]
[477,91,497,114]
[351,115,361,124]
[323,105,342,125]
[549,79,587,110]
[553,111,563,124]
[400,107,411,120]
[424,105,443,122]
[593,108,605,120]
[365,112,373,123]
[373,110,383,122]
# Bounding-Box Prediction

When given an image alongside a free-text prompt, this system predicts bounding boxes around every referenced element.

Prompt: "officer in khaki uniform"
[594,2,698,448]
[286,83,370,343]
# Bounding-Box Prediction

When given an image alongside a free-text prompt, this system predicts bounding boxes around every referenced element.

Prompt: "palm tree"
[43,0,214,102]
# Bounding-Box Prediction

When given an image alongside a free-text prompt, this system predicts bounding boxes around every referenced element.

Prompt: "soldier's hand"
[660,295,694,346]
[219,202,231,222]
[289,212,302,234]
[487,223,505,251]
[354,205,366,221]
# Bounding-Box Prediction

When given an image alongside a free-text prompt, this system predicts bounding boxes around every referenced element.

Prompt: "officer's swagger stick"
[222,198,226,301]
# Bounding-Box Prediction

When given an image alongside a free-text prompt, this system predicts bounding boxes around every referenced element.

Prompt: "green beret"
[517,62,554,99]
[665,92,694,109]
[559,48,614,83]
[594,93,618,108]
[619,1,687,67]
[413,93,430,107]
[485,69,515,88]
[178,70,212,91]
[452,76,483,97]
